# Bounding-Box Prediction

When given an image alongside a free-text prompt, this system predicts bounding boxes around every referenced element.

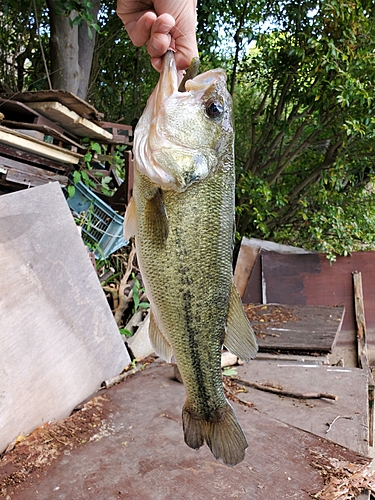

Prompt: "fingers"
[117,1,199,72]
[147,13,175,57]
[122,11,157,47]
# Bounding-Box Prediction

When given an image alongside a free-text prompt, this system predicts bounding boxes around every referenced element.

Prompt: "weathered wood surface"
[0,125,81,164]
[0,98,69,136]
[0,182,130,454]
[244,303,344,353]
[2,90,103,121]
[27,101,112,140]
[0,154,68,187]
[1,363,373,500]
[0,143,72,172]
[234,361,369,456]
[353,271,368,368]
[2,120,82,149]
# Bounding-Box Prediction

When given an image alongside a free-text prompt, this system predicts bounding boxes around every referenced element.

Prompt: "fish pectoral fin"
[124,196,137,240]
[145,188,169,242]
[148,311,174,362]
[182,401,248,466]
[223,280,258,362]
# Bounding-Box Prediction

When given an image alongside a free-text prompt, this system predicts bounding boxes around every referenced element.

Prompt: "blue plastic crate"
[66,181,128,259]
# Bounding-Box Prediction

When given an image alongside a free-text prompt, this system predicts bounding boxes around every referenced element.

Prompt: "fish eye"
[205,99,224,119]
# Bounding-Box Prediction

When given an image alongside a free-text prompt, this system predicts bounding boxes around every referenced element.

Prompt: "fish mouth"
[155,50,179,109]
[134,51,232,192]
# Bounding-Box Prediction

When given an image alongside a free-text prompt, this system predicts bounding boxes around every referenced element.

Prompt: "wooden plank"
[244,303,344,353]
[1,363,373,499]
[0,155,68,187]
[3,120,82,149]
[0,182,130,455]
[0,125,81,164]
[2,90,103,121]
[0,98,69,136]
[27,101,113,140]
[353,271,368,368]
[0,143,72,172]
[234,361,369,456]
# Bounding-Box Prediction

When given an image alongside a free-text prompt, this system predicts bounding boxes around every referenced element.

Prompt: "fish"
[124,51,258,466]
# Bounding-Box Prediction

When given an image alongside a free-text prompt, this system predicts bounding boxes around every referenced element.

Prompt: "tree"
[47,0,101,99]
[2,0,375,258]
[198,0,375,258]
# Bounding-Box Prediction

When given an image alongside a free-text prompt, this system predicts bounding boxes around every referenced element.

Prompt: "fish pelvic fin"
[148,310,174,362]
[124,196,137,240]
[182,401,248,466]
[224,280,258,363]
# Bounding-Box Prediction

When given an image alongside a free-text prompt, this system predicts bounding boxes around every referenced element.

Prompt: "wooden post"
[352,271,367,368]
[352,271,374,449]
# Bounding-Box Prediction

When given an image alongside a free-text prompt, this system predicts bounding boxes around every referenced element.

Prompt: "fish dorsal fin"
[124,197,137,240]
[224,280,258,362]
[149,310,174,362]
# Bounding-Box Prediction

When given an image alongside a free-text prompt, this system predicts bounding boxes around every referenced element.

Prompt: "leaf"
[119,328,133,338]
[91,142,102,154]
[73,170,81,184]
[138,302,150,309]
[222,367,238,377]
[67,185,75,198]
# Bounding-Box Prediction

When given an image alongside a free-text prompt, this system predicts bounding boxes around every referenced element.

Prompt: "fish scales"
[135,169,233,416]
[125,51,258,466]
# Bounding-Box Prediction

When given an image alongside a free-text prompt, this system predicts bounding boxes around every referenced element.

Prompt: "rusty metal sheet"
[260,251,375,334]
[1,362,372,500]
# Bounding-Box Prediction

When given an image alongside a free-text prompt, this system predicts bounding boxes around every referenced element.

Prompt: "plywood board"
[27,101,113,140]
[0,125,81,164]
[235,361,369,456]
[0,182,130,454]
[0,363,372,499]
[244,303,344,353]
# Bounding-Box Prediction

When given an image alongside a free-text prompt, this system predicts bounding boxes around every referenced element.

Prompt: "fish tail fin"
[182,400,248,466]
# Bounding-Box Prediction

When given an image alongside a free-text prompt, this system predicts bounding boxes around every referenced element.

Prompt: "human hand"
[117,0,198,72]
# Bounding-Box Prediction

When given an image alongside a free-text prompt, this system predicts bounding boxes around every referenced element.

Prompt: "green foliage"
[55,0,100,38]
[2,0,375,258]
[67,139,127,198]
[230,0,375,257]
[0,0,50,91]
[131,272,150,314]
[119,328,133,337]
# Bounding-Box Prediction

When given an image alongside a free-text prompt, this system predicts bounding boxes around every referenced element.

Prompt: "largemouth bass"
[124,51,258,466]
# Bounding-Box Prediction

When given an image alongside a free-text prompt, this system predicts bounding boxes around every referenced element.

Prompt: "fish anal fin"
[145,188,169,242]
[124,197,136,240]
[148,311,173,362]
[224,280,258,363]
[182,401,248,466]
